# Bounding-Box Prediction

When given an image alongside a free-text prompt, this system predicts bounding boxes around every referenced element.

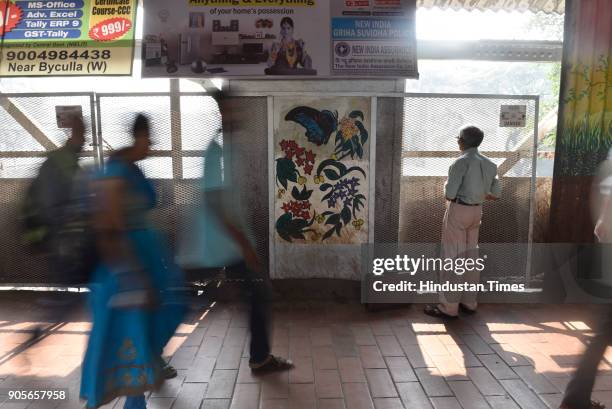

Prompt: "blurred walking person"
[20,116,88,342]
[21,116,86,272]
[559,150,612,409]
[80,115,186,409]
[180,94,293,372]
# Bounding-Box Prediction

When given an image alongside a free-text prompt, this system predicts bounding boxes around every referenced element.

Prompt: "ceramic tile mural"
[273,97,371,244]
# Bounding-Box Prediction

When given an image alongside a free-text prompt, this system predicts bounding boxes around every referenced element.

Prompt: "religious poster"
[141,0,417,78]
[273,96,371,244]
[0,0,137,76]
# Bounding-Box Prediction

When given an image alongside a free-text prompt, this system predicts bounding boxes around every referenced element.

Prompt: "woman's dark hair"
[280,17,294,28]
[132,113,150,136]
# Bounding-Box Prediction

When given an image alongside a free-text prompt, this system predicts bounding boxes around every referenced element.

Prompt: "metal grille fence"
[0,93,96,284]
[222,97,269,268]
[97,94,220,258]
[95,94,269,278]
[0,92,539,285]
[400,94,538,282]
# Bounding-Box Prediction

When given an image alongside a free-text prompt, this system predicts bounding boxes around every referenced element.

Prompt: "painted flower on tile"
[316,159,367,240]
[275,185,316,242]
[334,111,369,160]
[325,177,360,208]
[279,139,316,175]
[352,219,365,230]
[281,199,312,220]
[339,117,360,141]
[276,139,317,190]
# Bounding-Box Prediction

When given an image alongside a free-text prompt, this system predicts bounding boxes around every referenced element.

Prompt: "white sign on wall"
[500,105,527,127]
[55,106,83,128]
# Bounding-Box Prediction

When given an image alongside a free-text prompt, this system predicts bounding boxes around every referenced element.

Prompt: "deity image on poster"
[273,97,371,244]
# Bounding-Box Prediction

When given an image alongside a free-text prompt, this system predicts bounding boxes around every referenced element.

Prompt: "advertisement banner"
[141,0,417,78]
[0,0,137,76]
[331,0,416,76]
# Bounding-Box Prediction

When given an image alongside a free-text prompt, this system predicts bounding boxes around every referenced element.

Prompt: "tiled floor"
[1,291,611,409]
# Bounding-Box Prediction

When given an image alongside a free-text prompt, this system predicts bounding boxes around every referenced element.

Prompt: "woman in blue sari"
[80,115,186,409]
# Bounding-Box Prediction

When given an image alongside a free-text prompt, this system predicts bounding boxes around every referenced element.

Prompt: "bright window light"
[416,9,563,41]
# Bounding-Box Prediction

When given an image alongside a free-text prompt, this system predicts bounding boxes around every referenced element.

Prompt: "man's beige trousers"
[438,201,482,316]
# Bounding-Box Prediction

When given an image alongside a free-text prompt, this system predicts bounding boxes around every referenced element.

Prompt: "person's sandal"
[162,362,178,379]
[559,400,606,409]
[249,355,294,372]
[424,304,458,320]
[459,304,477,315]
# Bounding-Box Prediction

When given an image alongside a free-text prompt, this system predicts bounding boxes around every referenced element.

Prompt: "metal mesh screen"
[399,95,537,281]
[98,96,177,268]
[97,95,269,276]
[0,92,538,285]
[181,95,221,153]
[0,94,95,284]
[98,96,172,153]
[98,95,200,254]
[374,97,403,244]
[1,95,96,153]
[175,94,221,282]
[224,97,269,271]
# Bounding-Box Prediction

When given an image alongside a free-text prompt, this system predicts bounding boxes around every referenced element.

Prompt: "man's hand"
[595,219,607,242]
[485,194,499,201]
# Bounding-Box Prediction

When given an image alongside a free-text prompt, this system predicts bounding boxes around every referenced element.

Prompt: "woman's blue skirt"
[80,228,186,408]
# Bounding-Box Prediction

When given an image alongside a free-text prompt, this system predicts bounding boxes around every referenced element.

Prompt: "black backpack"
[20,160,99,284]
[21,177,51,249]
[54,165,100,284]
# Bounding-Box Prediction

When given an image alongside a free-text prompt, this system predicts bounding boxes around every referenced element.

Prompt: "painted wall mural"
[556,0,611,176]
[549,0,611,242]
[273,97,371,244]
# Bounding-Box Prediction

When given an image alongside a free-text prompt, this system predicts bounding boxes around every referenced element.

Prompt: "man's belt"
[450,198,481,206]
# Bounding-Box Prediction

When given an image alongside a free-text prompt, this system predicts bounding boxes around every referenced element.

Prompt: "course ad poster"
[331,0,417,77]
[141,0,417,78]
[0,0,137,76]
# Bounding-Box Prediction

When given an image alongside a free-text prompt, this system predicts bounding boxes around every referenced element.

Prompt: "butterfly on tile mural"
[285,106,339,146]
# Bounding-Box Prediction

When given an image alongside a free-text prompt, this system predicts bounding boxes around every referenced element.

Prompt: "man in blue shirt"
[181,94,293,372]
[425,126,501,319]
